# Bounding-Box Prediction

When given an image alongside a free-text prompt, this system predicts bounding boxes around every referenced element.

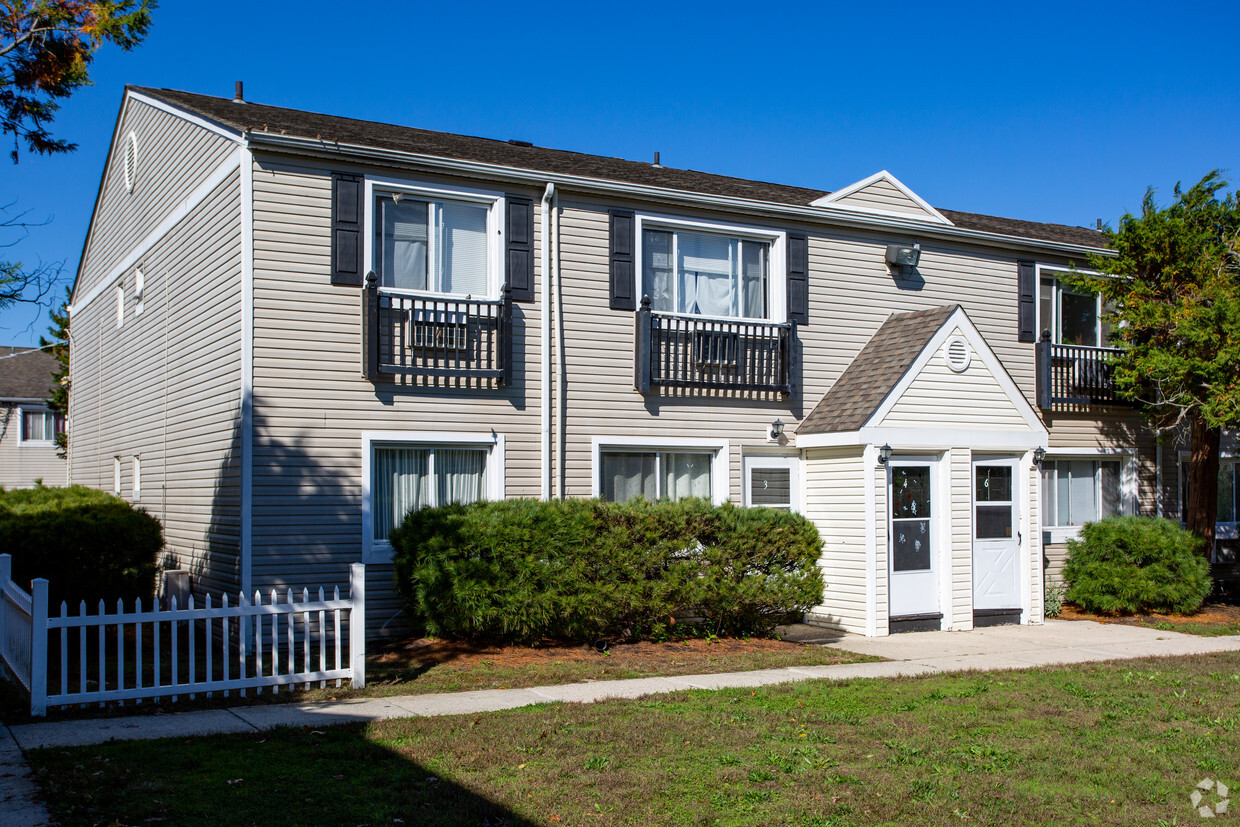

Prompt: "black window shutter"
[609,210,636,311]
[787,233,809,325]
[506,196,534,302]
[1017,259,1036,342]
[331,173,363,286]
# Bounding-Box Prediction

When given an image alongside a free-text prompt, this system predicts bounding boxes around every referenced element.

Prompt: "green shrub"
[0,485,163,609]
[1062,516,1210,614]
[390,497,824,642]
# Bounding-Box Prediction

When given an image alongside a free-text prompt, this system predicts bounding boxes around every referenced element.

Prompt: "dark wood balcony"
[1036,338,1123,408]
[363,273,512,385]
[634,297,795,395]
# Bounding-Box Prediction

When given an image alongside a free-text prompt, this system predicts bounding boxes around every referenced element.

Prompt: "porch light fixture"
[878,444,893,465]
[1033,447,1047,467]
[767,418,785,442]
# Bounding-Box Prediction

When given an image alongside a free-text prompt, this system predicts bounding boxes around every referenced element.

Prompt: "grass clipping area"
[30,653,1240,826]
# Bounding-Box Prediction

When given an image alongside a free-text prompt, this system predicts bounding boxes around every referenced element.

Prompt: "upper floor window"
[1038,268,1111,347]
[20,408,64,443]
[367,181,502,300]
[637,217,784,322]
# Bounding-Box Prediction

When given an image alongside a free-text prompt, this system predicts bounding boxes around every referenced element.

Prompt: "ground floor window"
[743,454,798,511]
[1179,458,1240,524]
[20,408,64,443]
[363,432,503,560]
[1041,457,1124,527]
[599,450,712,502]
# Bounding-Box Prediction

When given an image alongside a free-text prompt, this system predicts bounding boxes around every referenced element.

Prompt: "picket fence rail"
[0,555,366,717]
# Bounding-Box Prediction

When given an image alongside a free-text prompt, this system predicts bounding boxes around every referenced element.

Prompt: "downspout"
[540,184,555,500]
[553,191,565,498]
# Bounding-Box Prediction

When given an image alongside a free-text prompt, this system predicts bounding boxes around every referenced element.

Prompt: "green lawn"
[28,652,1240,825]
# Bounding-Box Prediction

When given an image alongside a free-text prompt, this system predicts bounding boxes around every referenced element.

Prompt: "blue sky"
[2,0,1237,345]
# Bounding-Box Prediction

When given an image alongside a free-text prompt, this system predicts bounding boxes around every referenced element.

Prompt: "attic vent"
[944,336,971,373]
[123,132,138,193]
[508,139,533,147]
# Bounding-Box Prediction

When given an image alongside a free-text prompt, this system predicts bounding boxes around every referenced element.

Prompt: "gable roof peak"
[810,170,953,226]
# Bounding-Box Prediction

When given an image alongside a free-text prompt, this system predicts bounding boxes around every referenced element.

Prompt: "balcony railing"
[363,273,512,385]
[1036,338,1123,408]
[635,298,795,394]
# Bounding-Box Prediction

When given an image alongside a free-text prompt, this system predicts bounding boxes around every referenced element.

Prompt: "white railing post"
[348,563,365,688]
[0,554,9,666]
[30,578,49,717]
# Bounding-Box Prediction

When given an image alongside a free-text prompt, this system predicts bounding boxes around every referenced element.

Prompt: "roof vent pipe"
[234,81,245,103]
[653,151,662,168]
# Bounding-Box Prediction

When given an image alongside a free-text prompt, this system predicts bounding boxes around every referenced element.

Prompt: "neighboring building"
[0,346,66,489]
[67,85,1167,637]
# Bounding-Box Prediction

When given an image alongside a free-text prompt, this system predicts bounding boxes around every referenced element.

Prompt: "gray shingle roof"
[0,347,58,400]
[797,306,958,435]
[133,87,1107,250]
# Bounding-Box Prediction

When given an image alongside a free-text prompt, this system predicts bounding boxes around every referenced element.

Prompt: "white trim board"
[69,149,243,314]
[810,170,953,225]
[239,144,254,595]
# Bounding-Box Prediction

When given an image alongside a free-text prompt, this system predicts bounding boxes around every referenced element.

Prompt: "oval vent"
[944,336,971,372]
[123,132,138,193]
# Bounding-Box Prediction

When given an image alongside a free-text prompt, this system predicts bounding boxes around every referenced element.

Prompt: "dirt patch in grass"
[29,652,1240,826]
[1058,601,1240,636]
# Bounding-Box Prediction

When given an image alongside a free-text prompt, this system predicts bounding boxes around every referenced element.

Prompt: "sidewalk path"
[4,619,1240,824]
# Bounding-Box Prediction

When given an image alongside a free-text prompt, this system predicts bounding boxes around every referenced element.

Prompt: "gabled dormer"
[811,170,953,225]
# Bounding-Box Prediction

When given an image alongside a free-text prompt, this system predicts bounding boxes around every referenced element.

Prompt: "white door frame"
[971,454,1023,617]
[886,454,947,625]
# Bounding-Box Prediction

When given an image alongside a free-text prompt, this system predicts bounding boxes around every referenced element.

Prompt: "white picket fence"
[0,555,366,716]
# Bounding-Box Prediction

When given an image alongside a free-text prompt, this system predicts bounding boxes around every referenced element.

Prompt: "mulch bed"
[1057,601,1240,628]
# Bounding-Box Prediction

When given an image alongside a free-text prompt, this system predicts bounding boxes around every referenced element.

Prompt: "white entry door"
[972,457,1021,612]
[888,460,939,618]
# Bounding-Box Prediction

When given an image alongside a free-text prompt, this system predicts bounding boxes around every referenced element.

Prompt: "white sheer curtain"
[439,201,489,296]
[601,453,656,501]
[740,241,766,318]
[437,449,486,505]
[373,447,429,540]
[678,231,734,317]
[379,197,428,291]
[662,453,712,501]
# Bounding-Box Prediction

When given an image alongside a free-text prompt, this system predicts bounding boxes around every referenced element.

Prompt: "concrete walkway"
[3,619,1240,824]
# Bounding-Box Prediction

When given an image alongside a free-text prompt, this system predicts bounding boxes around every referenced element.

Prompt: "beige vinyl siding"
[879,328,1029,430]
[248,155,546,634]
[77,97,237,298]
[832,178,935,218]
[802,447,868,634]
[949,448,973,630]
[0,409,65,488]
[68,173,243,596]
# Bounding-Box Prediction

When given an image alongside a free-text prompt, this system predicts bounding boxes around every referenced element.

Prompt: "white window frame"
[1035,264,1108,348]
[1040,451,1136,544]
[115,285,125,328]
[361,431,505,563]
[635,212,787,323]
[591,436,730,505]
[363,176,505,301]
[132,455,141,500]
[113,456,122,495]
[742,453,800,512]
[16,406,60,446]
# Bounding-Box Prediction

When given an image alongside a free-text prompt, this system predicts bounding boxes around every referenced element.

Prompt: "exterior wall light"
[878,444,893,465]
[768,418,785,442]
[885,242,921,275]
[1033,446,1047,467]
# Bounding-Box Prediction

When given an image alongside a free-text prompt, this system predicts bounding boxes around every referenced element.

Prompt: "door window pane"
[976,506,1013,539]
[892,518,931,571]
[891,466,931,519]
[975,466,1012,502]
[750,467,791,508]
